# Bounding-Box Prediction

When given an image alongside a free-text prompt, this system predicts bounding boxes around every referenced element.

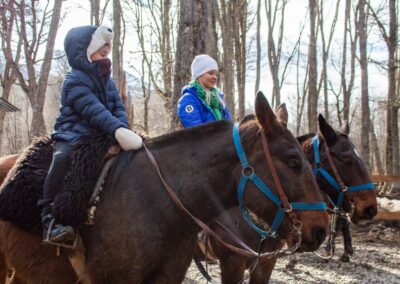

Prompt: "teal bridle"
[311,135,375,209]
[233,124,327,238]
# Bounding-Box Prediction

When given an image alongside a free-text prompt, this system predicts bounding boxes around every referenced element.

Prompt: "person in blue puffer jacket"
[177,54,231,128]
[38,25,143,245]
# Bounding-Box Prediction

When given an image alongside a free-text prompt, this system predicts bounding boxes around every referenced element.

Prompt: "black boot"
[41,204,76,243]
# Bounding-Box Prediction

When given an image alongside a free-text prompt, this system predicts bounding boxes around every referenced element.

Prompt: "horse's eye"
[287,159,300,169]
[341,155,352,165]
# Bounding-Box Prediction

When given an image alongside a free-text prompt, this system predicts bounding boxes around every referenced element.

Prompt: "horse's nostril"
[363,206,377,220]
[313,227,326,247]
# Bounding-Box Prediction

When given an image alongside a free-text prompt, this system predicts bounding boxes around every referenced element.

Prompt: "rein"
[311,135,375,209]
[143,143,270,259]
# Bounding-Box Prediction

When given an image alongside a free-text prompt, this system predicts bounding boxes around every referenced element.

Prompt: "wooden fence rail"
[368,175,400,221]
[370,175,400,183]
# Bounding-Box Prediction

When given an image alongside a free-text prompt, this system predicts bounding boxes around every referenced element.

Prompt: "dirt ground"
[183,220,400,284]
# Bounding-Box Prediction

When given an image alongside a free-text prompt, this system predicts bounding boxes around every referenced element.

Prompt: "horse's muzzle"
[362,205,377,220]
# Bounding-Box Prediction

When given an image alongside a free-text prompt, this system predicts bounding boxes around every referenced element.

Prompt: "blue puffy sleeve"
[177,93,203,128]
[64,79,125,135]
[109,80,129,128]
[218,91,232,121]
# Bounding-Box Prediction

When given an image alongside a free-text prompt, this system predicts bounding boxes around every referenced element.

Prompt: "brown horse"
[0,93,328,283]
[202,108,377,284]
[0,154,19,185]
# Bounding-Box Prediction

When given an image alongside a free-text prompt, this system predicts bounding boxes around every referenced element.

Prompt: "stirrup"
[43,219,79,249]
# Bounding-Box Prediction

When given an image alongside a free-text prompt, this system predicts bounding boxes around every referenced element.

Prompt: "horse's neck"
[302,137,336,198]
[150,130,240,226]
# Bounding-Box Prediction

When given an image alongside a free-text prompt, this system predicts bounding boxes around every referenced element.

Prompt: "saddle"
[0,135,117,231]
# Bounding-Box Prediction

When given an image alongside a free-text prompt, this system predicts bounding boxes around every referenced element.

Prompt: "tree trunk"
[386,0,398,174]
[218,0,235,119]
[307,0,318,132]
[112,0,124,92]
[317,0,339,123]
[357,0,370,169]
[30,0,63,138]
[255,0,261,92]
[370,118,383,174]
[90,0,101,25]
[234,0,247,120]
[265,0,286,108]
[172,0,217,130]
[341,0,350,123]
[0,0,21,152]
[161,0,173,98]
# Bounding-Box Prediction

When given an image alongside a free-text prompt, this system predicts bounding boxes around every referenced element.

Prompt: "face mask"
[96,58,112,78]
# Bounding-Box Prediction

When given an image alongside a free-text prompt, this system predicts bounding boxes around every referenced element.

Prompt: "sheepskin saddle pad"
[0,135,115,231]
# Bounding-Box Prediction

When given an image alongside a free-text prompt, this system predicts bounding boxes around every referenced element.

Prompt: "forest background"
[0,0,399,194]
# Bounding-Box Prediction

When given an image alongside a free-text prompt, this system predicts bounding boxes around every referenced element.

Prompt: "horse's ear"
[340,120,350,135]
[275,103,288,125]
[255,91,277,132]
[318,114,337,146]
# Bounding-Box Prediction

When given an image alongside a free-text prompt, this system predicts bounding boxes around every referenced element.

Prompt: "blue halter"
[312,135,375,208]
[233,124,327,238]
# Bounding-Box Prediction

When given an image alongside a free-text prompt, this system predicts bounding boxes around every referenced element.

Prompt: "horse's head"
[236,92,328,251]
[301,114,377,223]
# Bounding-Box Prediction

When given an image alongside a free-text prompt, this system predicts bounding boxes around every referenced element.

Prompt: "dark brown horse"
[201,107,377,284]
[0,93,329,283]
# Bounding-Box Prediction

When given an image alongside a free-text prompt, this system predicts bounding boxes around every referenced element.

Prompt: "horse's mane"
[111,120,234,186]
[297,133,315,144]
[147,120,233,147]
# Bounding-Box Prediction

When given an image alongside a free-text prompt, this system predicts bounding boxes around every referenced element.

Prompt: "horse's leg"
[249,257,278,284]
[219,255,247,284]
[340,217,353,262]
[142,239,196,284]
[7,271,27,284]
[324,216,341,255]
[0,252,8,284]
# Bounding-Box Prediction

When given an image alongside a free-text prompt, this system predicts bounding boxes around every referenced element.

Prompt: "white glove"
[114,128,143,151]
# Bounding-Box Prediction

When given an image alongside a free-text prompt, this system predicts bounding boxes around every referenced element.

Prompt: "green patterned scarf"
[190,80,223,120]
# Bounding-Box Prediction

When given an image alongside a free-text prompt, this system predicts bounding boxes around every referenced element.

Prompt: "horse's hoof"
[286,258,298,269]
[340,254,350,262]
[347,247,354,256]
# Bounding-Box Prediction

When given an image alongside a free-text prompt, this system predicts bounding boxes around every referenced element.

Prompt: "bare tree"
[307,0,318,132]
[367,0,398,174]
[218,0,235,118]
[128,0,176,132]
[295,44,309,135]
[112,0,124,92]
[339,0,358,125]
[265,0,287,108]
[316,0,340,122]
[233,0,248,120]
[254,0,261,92]
[0,0,22,152]
[13,0,63,139]
[357,0,370,168]
[89,0,110,25]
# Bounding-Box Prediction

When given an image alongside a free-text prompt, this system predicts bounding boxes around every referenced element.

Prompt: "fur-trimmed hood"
[64,25,98,74]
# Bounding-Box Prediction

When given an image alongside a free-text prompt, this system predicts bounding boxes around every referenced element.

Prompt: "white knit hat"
[86,26,113,62]
[191,54,218,79]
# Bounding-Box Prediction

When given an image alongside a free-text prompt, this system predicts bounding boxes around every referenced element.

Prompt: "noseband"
[311,135,375,209]
[233,124,326,238]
